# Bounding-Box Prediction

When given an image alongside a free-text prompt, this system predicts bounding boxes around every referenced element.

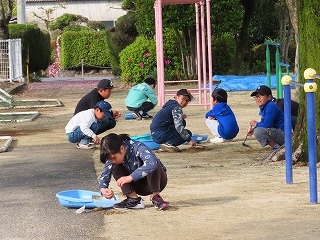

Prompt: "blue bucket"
[56,189,119,209]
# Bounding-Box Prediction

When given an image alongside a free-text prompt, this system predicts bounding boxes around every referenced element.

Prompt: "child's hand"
[249,120,257,127]
[100,188,114,199]
[93,136,100,144]
[116,175,133,187]
[112,110,121,119]
[208,116,216,120]
[182,114,187,119]
[189,139,197,147]
[247,129,254,136]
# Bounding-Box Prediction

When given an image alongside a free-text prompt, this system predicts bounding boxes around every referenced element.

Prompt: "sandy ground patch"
[2,80,320,240]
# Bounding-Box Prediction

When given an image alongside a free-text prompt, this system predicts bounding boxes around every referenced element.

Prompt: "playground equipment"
[0,88,62,109]
[281,68,319,204]
[155,0,213,109]
[265,40,280,91]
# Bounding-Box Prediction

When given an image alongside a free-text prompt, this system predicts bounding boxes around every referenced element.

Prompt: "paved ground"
[0,80,106,240]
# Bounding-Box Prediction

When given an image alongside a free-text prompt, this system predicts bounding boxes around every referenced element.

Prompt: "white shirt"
[65,109,97,138]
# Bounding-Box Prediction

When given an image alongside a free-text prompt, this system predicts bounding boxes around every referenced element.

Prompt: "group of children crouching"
[65,78,295,211]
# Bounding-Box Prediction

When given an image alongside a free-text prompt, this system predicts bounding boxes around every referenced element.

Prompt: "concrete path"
[0,140,105,240]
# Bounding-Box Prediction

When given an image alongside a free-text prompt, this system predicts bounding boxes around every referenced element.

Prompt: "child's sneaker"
[151,194,170,210]
[113,196,144,210]
[132,111,142,120]
[209,137,224,143]
[160,143,181,152]
[77,143,94,149]
[141,113,153,119]
[271,143,281,151]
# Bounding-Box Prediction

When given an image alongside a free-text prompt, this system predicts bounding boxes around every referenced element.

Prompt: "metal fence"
[0,39,23,83]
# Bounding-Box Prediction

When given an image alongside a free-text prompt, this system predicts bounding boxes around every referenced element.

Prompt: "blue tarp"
[209,75,295,91]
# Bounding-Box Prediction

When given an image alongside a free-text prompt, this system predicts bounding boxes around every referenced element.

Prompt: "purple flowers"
[165,59,171,65]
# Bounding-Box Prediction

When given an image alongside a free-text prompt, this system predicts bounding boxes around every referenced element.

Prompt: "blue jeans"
[67,118,116,144]
[127,102,154,115]
[151,125,191,147]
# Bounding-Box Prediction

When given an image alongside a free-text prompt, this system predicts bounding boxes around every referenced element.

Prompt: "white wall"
[26,0,127,29]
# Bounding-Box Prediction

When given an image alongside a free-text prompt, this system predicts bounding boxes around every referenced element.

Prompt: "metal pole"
[276,46,281,98]
[81,59,84,81]
[303,68,318,204]
[281,75,293,184]
[266,44,271,88]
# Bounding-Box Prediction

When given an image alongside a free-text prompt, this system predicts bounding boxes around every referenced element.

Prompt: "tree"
[0,0,13,39]
[32,4,66,31]
[293,0,320,163]
[285,0,299,75]
[266,0,320,163]
[231,0,256,74]
[276,0,294,63]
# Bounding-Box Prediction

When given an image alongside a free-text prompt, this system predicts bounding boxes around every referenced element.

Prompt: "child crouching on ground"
[205,88,239,143]
[65,100,113,149]
[98,133,169,210]
[248,85,284,150]
[150,89,197,152]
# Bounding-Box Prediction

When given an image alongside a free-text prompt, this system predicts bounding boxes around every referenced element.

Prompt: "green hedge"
[119,36,156,85]
[60,31,111,69]
[9,24,51,75]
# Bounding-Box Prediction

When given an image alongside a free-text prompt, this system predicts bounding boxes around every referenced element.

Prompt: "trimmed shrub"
[119,36,156,85]
[60,30,111,69]
[49,14,88,31]
[9,24,51,75]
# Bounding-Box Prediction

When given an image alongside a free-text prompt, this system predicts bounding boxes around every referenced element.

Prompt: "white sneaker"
[209,137,224,143]
[160,143,181,152]
[77,143,95,149]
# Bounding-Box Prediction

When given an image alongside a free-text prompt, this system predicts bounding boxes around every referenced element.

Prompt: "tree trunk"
[294,0,320,163]
[0,0,13,39]
[231,0,256,74]
[285,0,299,76]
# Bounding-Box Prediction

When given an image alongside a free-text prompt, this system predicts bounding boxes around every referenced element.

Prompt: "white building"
[26,0,127,29]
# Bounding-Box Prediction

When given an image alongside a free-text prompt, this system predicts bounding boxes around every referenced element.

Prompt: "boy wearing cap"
[205,88,239,143]
[66,100,114,149]
[150,89,197,152]
[248,85,284,150]
[125,78,158,120]
[74,78,121,135]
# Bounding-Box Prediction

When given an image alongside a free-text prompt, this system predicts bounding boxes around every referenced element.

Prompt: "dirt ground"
[2,80,320,240]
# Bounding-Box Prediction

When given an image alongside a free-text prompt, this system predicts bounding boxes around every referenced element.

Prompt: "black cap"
[94,100,113,119]
[251,85,272,97]
[97,79,114,89]
[176,89,195,102]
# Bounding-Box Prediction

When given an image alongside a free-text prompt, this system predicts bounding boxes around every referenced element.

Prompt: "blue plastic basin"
[56,189,119,209]
[191,134,208,143]
[131,133,160,150]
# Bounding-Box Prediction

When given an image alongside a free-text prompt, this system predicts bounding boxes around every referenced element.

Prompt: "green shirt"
[125,82,158,108]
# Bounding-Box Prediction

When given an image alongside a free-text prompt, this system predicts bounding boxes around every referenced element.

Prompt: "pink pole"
[195,3,202,104]
[200,1,207,104]
[154,1,165,106]
[206,0,212,109]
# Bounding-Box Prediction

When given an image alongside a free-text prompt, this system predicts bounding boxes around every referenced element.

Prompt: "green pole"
[266,44,271,88]
[275,46,282,98]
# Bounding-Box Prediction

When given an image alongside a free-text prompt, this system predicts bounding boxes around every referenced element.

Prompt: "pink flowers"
[165,59,171,65]
[144,52,150,57]
[48,35,62,77]
[127,58,131,62]
[139,62,144,67]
